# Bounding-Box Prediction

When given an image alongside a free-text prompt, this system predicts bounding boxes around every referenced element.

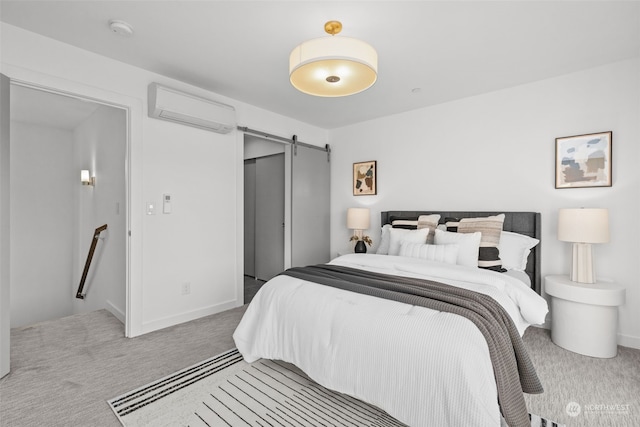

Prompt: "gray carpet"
[523,327,640,427]
[1,308,639,427]
[0,307,247,427]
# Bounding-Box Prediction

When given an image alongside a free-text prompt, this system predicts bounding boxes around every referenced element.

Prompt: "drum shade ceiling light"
[289,21,378,97]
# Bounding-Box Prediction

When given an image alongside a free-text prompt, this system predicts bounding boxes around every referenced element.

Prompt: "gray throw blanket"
[280,264,543,427]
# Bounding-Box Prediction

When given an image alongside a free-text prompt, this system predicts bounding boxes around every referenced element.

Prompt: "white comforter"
[233,254,548,427]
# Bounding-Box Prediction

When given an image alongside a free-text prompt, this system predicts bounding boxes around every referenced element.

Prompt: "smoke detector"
[108,20,134,37]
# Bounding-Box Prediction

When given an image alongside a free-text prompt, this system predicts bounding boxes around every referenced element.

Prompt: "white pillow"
[399,242,459,265]
[388,228,429,256]
[376,224,393,255]
[498,231,540,271]
[434,229,481,268]
[503,269,532,286]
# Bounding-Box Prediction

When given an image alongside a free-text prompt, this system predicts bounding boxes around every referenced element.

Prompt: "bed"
[233,211,548,427]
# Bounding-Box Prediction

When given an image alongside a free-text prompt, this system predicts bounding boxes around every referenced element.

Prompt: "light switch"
[146,202,155,215]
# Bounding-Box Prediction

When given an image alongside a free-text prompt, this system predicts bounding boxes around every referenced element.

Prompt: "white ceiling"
[10,84,102,130]
[2,1,639,129]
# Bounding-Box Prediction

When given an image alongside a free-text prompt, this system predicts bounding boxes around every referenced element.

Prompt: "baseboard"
[618,333,640,350]
[106,300,125,324]
[141,299,241,335]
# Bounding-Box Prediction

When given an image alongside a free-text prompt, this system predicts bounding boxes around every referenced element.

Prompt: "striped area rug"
[108,348,564,427]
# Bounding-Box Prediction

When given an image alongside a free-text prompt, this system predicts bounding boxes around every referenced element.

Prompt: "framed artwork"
[555,131,612,189]
[353,161,377,195]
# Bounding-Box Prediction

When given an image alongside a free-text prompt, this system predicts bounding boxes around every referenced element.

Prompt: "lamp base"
[354,240,367,254]
[570,242,595,284]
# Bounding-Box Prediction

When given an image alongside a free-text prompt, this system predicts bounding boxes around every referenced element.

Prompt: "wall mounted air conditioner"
[148,83,236,134]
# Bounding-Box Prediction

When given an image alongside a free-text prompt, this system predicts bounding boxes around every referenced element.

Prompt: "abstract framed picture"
[353,161,377,195]
[555,131,612,189]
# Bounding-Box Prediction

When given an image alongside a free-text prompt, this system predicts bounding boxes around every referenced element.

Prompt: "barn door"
[291,144,330,267]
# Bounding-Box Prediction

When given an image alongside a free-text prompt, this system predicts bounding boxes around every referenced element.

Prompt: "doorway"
[244,135,285,302]
[9,83,127,328]
[241,130,331,304]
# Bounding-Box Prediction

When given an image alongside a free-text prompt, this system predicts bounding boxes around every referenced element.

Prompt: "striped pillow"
[456,214,506,271]
[390,217,418,229]
[416,214,440,244]
[391,215,441,244]
[399,242,459,265]
[444,217,460,232]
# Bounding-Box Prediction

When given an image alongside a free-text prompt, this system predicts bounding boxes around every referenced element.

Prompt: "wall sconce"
[81,170,95,187]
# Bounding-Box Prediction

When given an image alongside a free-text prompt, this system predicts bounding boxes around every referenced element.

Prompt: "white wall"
[141,112,239,327]
[329,58,640,349]
[1,23,327,336]
[72,105,127,321]
[9,122,75,327]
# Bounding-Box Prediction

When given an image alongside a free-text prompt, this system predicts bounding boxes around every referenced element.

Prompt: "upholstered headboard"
[380,211,542,294]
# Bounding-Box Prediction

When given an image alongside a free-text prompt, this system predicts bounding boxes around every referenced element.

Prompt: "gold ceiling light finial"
[289,20,378,97]
[324,20,342,36]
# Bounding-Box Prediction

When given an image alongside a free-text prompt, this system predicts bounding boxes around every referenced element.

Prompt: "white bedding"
[233,254,548,427]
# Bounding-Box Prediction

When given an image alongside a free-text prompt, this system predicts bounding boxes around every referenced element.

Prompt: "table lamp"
[558,208,609,284]
[347,207,370,253]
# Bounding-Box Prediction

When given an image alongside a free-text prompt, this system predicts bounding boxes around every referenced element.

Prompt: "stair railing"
[76,224,108,299]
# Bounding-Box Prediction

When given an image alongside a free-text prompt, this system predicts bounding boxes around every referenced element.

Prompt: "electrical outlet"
[180,282,191,295]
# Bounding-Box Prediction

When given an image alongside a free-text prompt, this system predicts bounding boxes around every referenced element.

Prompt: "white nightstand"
[545,275,625,358]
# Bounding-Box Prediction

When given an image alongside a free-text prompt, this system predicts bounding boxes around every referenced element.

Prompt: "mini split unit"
[148,83,236,134]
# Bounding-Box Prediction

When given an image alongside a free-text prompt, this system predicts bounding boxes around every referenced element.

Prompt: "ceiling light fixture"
[289,21,378,97]
[108,20,134,37]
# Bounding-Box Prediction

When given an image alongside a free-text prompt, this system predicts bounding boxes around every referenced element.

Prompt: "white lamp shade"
[558,208,609,243]
[81,170,91,184]
[290,36,378,97]
[347,207,370,230]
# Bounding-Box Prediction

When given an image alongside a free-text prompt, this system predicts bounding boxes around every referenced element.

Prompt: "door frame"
[2,69,139,338]
[237,128,330,303]
[0,73,10,378]
[242,137,291,268]
[238,133,292,304]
